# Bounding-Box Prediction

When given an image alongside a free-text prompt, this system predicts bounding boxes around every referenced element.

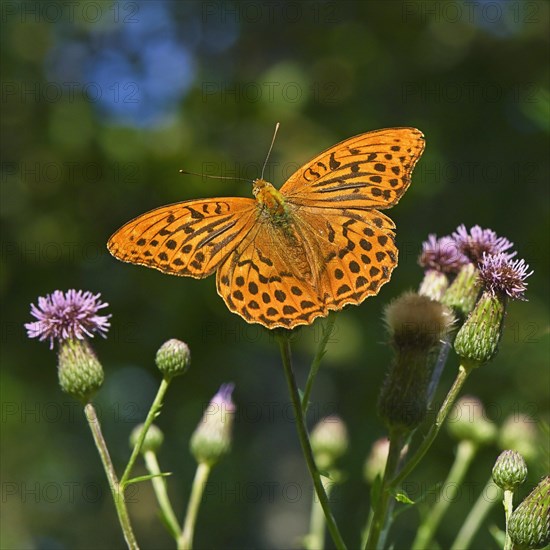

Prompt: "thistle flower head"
[130,423,164,454]
[384,292,454,351]
[155,339,191,379]
[310,415,349,470]
[363,438,390,484]
[452,225,515,265]
[379,293,454,432]
[454,290,505,367]
[25,290,111,349]
[499,414,539,463]
[209,383,237,414]
[448,395,497,445]
[508,476,550,549]
[190,383,236,466]
[478,253,533,301]
[57,339,104,402]
[419,234,468,274]
[492,449,528,491]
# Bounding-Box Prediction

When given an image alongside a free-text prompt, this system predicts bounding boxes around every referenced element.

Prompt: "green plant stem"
[277,333,347,550]
[390,363,472,489]
[177,462,211,550]
[364,430,406,550]
[143,450,180,539]
[121,377,171,487]
[451,478,499,550]
[503,489,514,550]
[360,509,374,549]
[302,314,337,416]
[412,439,477,550]
[427,335,452,405]
[84,403,139,549]
[305,474,334,550]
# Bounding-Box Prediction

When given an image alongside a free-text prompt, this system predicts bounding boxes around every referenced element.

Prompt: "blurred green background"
[2,1,549,548]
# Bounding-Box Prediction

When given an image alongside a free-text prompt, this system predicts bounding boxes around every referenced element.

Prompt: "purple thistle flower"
[25,290,111,349]
[190,383,236,465]
[452,225,516,264]
[478,253,533,300]
[419,234,469,273]
[211,383,236,414]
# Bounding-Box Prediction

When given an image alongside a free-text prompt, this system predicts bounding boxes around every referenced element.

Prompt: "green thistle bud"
[509,476,550,549]
[492,450,528,491]
[363,438,390,484]
[419,270,449,302]
[310,415,349,471]
[378,292,454,432]
[130,423,164,454]
[155,339,191,379]
[447,395,497,445]
[441,262,481,318]
[190,384,235,466]
[57,338,104,402]
[454,290,505,368]
[499,414,539,463]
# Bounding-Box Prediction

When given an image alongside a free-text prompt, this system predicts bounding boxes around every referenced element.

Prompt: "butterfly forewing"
[280,128,425,211]
[108,198,257,278]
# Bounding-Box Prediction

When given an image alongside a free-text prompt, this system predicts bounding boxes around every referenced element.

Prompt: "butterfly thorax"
[253,178,287,221]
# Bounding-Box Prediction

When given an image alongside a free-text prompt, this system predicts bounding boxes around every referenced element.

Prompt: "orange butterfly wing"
[107,198,257,278]
[216,203,400,328]
[281,127,425,210]
[216,212,326,327]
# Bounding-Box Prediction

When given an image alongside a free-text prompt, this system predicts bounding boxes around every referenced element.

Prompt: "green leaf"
[394,491,414,505]
[126,472,172,485]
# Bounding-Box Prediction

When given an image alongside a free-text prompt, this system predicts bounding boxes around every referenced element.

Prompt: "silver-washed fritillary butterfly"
[108,127,425,329]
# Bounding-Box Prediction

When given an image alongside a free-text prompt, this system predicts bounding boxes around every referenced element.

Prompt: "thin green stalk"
[121,377,171,487]
[143,450,180,539]
[390,363,472,489]
[276,333,347,550]
[178,462,212,550]
[84,403,139,549]
[364,430,406,550]
[302,314,337,416]
[503,489,514,550]
[427,335,452,405]
[412,439,477,550]
[360,509,374,549]
[450,478,499,550]
[305,475,333,550]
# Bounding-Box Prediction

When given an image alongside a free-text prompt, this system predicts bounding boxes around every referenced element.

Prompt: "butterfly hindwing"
[216,219,327,328]
[215,203,399,329]
[108,198,257,278]
[293,205,399,312]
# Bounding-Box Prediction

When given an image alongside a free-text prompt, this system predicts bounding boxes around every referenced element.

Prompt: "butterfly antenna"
[261,122,280,180]
[179,170,250,183]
